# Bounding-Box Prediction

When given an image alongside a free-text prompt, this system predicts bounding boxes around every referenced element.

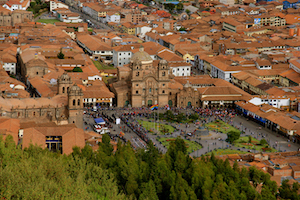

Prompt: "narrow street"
[69,7,112,30]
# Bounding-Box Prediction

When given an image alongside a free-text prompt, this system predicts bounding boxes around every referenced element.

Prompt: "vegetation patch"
[93,61,115,70]
[157,137,202,153]
[205,120,239,134]
[233,136,277,152]
[205,149,248,156]
[158,110,199,124]
[36,19,61,24]
[138,120,175,134]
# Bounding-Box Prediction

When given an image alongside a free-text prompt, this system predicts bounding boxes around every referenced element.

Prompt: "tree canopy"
[0,134,297,199]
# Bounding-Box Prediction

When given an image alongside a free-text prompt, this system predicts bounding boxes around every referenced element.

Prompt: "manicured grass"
[206,149,248,156]
[233,136,277,152]
[205,120,239,134]
[88,28,93,32]
[36,19,61,24]
[138,120,175,135]
[102,76,115,84]
[158,137,202,153]
[93,61,115,70]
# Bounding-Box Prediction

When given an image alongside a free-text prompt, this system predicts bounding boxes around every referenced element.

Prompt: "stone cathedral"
[111,46,171,107]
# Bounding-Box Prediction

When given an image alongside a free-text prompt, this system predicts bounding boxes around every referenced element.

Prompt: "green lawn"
[138,120,175,135]
[158,137,202,153]
[88,28,93,32]
[206,149,248,156]
[93,61,115,70]
[102,76,115,84]
[233,136,277,152]
[36,19,61,24]
[205,120,239,134]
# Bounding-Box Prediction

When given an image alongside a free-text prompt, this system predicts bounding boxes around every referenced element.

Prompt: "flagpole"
[157,106,159,131]
[154,107,155,132]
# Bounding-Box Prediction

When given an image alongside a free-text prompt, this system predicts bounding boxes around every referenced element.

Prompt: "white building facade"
[249,97,290,109]
[50,0,69,11]
[113,50,132,67]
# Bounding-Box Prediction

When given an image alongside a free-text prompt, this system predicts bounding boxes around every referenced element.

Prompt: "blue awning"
[94,118,105,124]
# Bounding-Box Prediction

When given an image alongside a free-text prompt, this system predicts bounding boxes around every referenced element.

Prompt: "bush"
[227,131,240,144]
[260,139,268,146]
[72,67,83,72]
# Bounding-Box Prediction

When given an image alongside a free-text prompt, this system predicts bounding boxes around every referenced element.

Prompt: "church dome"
[59,72,71,82]
[70,84,81,92]
[131,45,152,63]
[159,59,168,65]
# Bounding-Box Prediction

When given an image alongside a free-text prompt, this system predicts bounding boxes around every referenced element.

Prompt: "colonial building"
[111,46,170,107]
[0,73,83,129]
[0,7,32,26]
[111,48,251,108]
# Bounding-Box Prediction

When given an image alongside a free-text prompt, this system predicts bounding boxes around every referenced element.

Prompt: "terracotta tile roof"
[169,79,183,90]
[0,117,19,144]
[0,95,68,111]
[28,76,55,97]
[280,69,300,83]
[77,34,112,51]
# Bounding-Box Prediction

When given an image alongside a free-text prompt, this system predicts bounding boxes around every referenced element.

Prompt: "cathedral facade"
[111,46,171,107]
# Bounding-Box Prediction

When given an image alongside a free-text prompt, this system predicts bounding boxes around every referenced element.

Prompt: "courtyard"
[36,19,60,24]
[157,137,202,154]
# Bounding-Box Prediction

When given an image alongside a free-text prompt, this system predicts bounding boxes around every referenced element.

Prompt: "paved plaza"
[83,108,300,157]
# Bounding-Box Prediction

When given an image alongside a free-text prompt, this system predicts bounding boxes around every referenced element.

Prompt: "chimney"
[289,28,295,37]
[297,28,300,36]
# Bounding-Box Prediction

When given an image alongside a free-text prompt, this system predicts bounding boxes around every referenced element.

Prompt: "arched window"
[62,87,65,93]
[73,99,75,106]
[78,99,80,106]
[162,90,165,94]
[162,72,165,76]
[136,72,139,76]
[33,112,36,116]
[67,87,69,93]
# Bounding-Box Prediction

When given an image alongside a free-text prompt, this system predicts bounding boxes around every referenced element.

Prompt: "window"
[73,99,75,106]
[136,72,139,76]
[78,99,80,106]
[162,72,165,76]
[119,53,121,55]
[36,72,39,75]
[62,87,65,93]
[136,90,138,94]
[187,68,189,70]
[136,84,138,86]
[128,53,130,55]
[177,68,179,71]
[149,88,151,92]
[119,63,121,65]
[163,84,165,86]
[162,90,165,94]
